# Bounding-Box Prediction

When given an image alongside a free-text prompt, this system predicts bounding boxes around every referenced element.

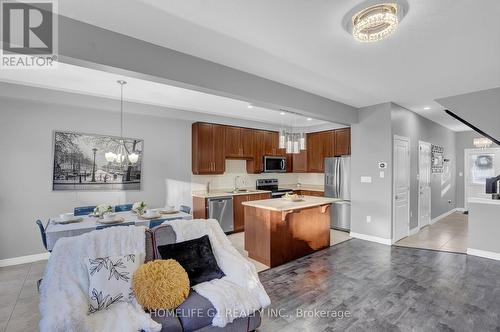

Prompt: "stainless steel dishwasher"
[207,196,234,233]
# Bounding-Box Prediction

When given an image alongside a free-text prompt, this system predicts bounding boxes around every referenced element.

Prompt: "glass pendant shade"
[278,128,286,149]
[292,134,300,154]
[299,133,306,150]
[286,134,293,154]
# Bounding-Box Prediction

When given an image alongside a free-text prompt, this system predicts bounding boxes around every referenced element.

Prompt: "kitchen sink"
[225,189,256,194]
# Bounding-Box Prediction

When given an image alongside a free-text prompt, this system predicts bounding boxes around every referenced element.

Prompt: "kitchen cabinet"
[233,192,271,232]
[246,130,266,174]
[321,130,336,158]
[264,131,280,156]
[297,190,324,197]
[292,149,307,172]
[306,130,344,172]
[335,128,351,156]
[192,123,225,174]
[307,132,323,172]
[225,126,253,158]
[193,196,208,219]
[192,122,350,175]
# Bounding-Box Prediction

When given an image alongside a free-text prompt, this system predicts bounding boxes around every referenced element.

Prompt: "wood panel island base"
[242,196,339,267]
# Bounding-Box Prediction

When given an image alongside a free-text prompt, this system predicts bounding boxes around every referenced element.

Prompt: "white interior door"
[393,136,410,242]
[464,148,500,209]
[418,142,431,229]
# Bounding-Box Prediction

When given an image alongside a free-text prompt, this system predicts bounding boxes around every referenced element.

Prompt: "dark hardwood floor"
[258,239,500,331]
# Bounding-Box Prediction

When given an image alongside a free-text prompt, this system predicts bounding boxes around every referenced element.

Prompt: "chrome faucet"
[234,176,241,191]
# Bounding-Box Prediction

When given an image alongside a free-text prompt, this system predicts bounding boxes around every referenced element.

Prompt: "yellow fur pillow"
[132,259,190,310]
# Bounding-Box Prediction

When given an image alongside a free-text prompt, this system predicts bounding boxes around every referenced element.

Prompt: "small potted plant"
[93,204,112,218]
[132,201,147,215]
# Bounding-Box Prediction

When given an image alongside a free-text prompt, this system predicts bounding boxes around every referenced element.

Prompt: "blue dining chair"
[74,206,96,216]
[114,204,133,212]
[35,219,50,293]
[35,219,49,252]
[180,205,191,214]
[148,219,167,229]
[96,222,134,230]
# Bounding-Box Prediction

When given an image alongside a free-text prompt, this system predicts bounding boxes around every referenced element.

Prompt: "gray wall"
[455,131,499,208]
[0,97,192,260]
[391,103,457,229]
[350,103,393,240]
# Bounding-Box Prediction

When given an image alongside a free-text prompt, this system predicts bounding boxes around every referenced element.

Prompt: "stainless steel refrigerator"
[324,157,351,231]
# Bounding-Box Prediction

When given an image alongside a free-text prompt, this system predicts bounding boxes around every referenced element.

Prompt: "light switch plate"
[361,176,372,183]
[366,216,371,223]
[380,171,385,178]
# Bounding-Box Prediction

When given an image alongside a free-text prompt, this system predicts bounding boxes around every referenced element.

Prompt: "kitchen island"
[242,196,340,267]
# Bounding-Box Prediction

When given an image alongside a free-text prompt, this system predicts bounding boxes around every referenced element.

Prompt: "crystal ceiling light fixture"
[343,1,407,43]
[473,137,493,149]
[352,3,398,42]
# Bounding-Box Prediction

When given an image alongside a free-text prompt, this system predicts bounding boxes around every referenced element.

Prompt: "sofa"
[144,225,262,332]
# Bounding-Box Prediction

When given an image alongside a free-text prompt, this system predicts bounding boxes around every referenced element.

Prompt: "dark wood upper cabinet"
[192,123,225,174]
[225,126,254,158]
[224,126,241,157]
[321,130,335,158]
[193,122,349,175]
[264,131,279,156]
[335,128,351,156]
[213,125,226,173]
[307,132,323,172]
[292,149,307,172]
[240,128,254,157]
[246,129,265,174]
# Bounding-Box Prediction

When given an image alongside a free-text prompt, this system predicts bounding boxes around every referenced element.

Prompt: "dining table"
[45,210,192,251]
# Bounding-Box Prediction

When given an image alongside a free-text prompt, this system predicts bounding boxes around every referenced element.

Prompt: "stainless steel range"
[256,179,293,198]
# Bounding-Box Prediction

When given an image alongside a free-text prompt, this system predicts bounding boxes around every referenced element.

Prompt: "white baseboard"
[349,232,392,245]
[467,248,500,261]
[0,252,50,267]
[456,208,466,212]
[430,208,460,224]
[409,227,420,236]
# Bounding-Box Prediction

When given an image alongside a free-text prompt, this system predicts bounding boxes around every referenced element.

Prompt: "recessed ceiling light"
[423,106,431,110]
[352,3,399,42]
[307,118,312,121]
[280,111,286,115]
[247,104,253,109]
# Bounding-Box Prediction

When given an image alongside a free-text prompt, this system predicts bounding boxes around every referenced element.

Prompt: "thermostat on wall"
[378,162,388,169]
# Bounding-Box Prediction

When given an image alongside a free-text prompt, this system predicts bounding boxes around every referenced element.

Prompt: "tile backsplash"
[191,160,323,191]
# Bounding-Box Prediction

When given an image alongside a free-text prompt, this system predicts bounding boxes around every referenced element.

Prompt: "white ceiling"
[0,62,329,128]
[56,0,500,131]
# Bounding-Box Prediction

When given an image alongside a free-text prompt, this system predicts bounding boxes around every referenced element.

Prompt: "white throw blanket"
[39,225,161,332]
[163,218,271,327]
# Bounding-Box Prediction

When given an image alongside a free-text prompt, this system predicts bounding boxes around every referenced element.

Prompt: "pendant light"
[105,80,139,166]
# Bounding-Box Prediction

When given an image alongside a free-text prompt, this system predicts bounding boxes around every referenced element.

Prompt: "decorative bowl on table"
[141,209,162,219]
[283,193,304,202]
[97,212,125,224]
[54,213,83,224]
[160,206,179,214]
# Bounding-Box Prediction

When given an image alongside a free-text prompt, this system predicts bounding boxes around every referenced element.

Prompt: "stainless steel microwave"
[263,156,286,173]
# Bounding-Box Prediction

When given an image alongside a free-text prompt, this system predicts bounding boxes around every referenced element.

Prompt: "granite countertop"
[468,197,500,206]
[192,189,271,198]
[242,196,340,211]
[280,184,325,192]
